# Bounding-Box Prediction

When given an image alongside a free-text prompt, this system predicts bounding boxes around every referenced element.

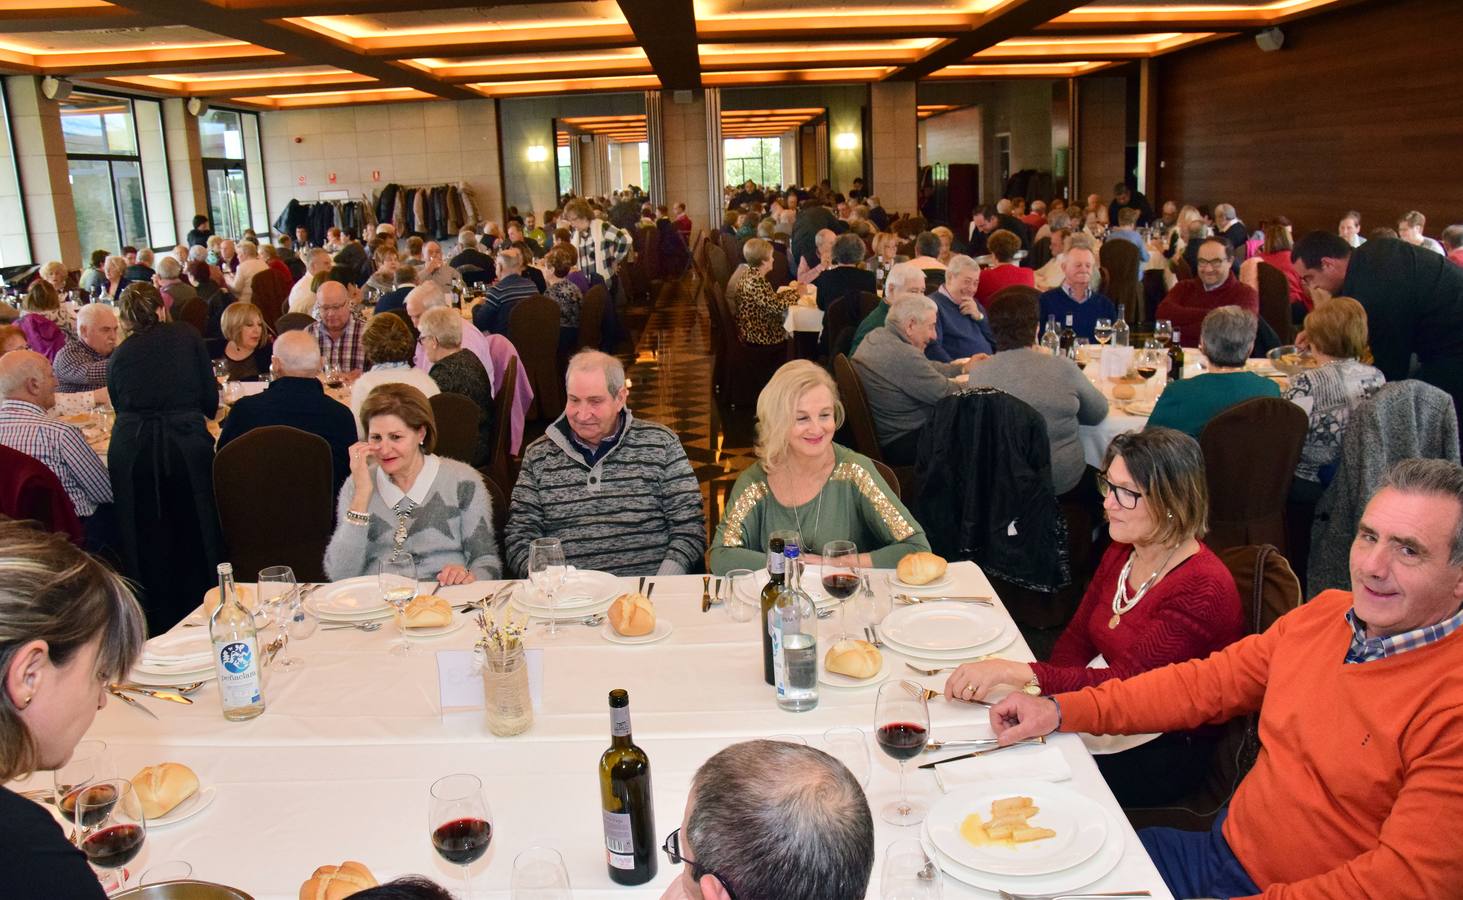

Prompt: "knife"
[919,687,993,708]
[918,740,1038,769]
[115,685,192,705]
[925,735,1044,751]
[107,687,159,719]
[701,576,712,613]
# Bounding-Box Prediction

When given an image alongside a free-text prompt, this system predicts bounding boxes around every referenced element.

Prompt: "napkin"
[1099,345,1134,380]
[139,631,213,669]
[931,743,1072,791]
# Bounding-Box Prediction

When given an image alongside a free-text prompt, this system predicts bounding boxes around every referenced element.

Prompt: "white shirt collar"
[374,454,441,509]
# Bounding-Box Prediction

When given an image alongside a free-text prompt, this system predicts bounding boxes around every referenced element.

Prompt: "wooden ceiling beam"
[0,6,160,31]
[214,0,588,11]
[886,0,1091,81]
[62,53,300,79]
[362,35,641,60]
[617,0,700,90]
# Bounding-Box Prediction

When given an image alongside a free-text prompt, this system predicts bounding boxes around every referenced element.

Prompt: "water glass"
[881,839,943,900]
[527,538,567,638]
[379,552,419,656]
[723,568,758,624]
[258,566,299,667]
[511,847,572,900]
[92,405,115,435]
[823,726,871,788]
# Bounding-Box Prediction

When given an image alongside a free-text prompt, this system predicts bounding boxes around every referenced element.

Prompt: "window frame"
[60,87,152,251]
[199,106,262,239]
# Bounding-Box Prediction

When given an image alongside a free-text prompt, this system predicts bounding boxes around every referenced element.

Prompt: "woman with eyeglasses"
[944,427,1243,805]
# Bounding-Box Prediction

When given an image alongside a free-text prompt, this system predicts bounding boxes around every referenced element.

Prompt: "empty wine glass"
[78,779,147,891]
[429,774,493,899]
[723,568,758,624]
[212,359,228,386]
[380,551,418,656]
[511,846,572,900]
[140,860,193,886]
[881,839,943,900]
[527,538,568,638]
[257,564,296,631]
[823,726,871,788]
[821,541,860,639]
[874,680,931,826]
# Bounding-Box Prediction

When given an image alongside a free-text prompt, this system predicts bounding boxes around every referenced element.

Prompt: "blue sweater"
[1038,287,1119,341]
[926,289,995,362]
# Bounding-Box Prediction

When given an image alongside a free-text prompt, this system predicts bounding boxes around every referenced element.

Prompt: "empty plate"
[880,602,1003,652]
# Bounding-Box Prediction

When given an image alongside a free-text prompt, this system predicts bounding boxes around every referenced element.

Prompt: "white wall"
[920,105,983,167]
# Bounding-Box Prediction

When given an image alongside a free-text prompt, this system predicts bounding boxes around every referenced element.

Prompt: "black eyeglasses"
[662,828,737,900]
[1096,473,1143,510]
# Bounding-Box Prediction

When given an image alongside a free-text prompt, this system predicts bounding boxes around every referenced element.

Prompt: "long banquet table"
[15,563,1173,899]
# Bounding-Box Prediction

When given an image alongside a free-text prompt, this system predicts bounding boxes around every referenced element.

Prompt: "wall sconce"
[526,145,549,163]
[834,132,858,151]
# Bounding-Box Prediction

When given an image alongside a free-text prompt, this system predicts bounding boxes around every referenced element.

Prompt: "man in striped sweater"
[506,350,706,577]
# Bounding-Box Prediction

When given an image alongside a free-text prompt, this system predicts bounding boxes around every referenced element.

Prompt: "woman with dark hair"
[0,521,147,899]
[974,229,1035,304]
[945,427,1243,805]
[543,243,583,349]
[107,282,224,632]
[350,314,440,438]
[1241,219,1309,318]
[77,249,109,295]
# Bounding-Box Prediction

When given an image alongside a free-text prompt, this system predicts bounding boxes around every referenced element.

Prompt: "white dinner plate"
[927,780,1105,876]
[817,652,891,689]
[310,576,393,616]
[886,622,1019,663]
[149,785,217,828]
[127,666,215,687]
[135,632,212,672]
[399,619,466,640]
[923,808,1124,894]
[515,570,623,611]
[880,602,1004,652]
[1123,398,1157,417]
[600,620,674,645]
[892,571,954,591]
[307,601,397,625]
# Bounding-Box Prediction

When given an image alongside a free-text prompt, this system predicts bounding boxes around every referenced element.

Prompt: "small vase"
[481,645,533,736]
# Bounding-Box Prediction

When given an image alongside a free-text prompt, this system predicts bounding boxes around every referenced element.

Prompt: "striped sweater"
[506,410,706,576]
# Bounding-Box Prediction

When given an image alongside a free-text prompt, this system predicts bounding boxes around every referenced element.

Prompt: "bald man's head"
[0,349,57,409]
[316,280,352,333]
[271,330,322,378]
[404,281,446,324]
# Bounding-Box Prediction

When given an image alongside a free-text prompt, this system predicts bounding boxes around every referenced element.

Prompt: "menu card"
[1099,345,1134,380]
[436,649,543,715]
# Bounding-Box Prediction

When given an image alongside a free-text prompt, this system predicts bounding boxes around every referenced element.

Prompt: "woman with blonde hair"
[931,225,956,265]
[730,237,799,345]
[0,521,146,897]
[216,301,272,381]
[710,360,929,573]
[39,261,69,297]
[1286,296,1385,501]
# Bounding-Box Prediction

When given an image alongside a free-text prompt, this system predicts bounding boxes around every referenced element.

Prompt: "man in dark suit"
[216,330,357,495]
[813,233,877,312]
[449,228,497,285]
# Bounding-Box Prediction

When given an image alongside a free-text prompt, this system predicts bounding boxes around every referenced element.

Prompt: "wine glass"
[1136,349,1163,400]
[78,779,146,891]
[379,551,419,656]
[874,680,931,826]
[821,540,860,639]
[1153,318,1173,347]
[511,846,572,900]
[54,739,111,834]
[527,538,568,638]
[723,568,758,624]
[1072,337,1092,370]
[881,838,943,900]
[212,359,228,386]
[1093,318,1114,346]
[823,726,872,788]
[257,564,296,632]
[429,773,493,899]
[140,860,193,885]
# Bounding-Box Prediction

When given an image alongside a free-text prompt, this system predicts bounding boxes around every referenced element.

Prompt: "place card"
[435,648,543,715]
[1099,345,1133,380]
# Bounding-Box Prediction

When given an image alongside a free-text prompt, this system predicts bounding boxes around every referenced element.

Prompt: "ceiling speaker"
[186,97,209,117]
[1255,27,1285,52]
[41,76,72,101]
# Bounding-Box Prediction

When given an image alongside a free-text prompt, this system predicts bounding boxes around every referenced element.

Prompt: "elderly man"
[927,254,995,362]
[853,296,974,464]
[0,350,113,547]
[289,248,332,315]
[850,260,928,355]
[217,330,356,494]
[907,231,948,291]
[563,199,631,285]
[811,233,875,312]
[1156,237,1259,348]
[374,264,418,317]
[989,457,1463,899]
[1037,245,1117,341]
[1146,307,1279,438]
[795,228,837,284]
[420,241,460,289]
[227,240,268,304]
[154,257,200,324]
[123,248,156,283]
[53,304,118,393]
[472,248,538,336]
[420,306,494,466]
[505,220,544,260]
[450,228,496,276]
[306,281,366,374]
[408,282,496,392]
[660,740,873,900]
[507,350,704,577]
[1213,203,1249,271]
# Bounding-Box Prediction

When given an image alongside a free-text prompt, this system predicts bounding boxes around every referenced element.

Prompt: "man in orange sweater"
[990,458,1463,899]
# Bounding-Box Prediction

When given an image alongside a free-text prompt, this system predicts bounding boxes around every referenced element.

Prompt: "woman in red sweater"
[974,228,1035,304]
[945,427,1243,805]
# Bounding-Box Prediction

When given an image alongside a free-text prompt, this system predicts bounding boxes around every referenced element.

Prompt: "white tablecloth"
[784,305,823,335]
[16,564,1171,899]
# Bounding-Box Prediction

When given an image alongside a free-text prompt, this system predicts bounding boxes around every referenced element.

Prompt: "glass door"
[205,165,250,241]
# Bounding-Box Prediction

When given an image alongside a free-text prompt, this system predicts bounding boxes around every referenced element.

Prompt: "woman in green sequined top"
[710,360,930,575]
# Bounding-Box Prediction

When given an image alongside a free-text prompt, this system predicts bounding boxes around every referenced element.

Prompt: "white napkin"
[1100,345,1134,380]
[139,631,212,667]
[1080,655,1160,755]
[932,743,1072,791]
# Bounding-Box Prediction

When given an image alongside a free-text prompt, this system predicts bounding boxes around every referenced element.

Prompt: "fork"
[863,625,885,648]
[895,593,994,606]
[919,687,992,707]
[997,891,1151,900]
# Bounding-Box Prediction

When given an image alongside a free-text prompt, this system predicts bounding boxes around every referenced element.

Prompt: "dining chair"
[507,294,565,422]
[429,392,482,466]
[1255,261,1294,345]
[1098,239,1142,323]
[274,312,315,334]
[249,268,286,326]
[474,465,510,566]
[578,284,607,353]
[1199,397,1308,554]
[0,443,83,544]
[212,425,332,584]
[709,281,786,408]
[832,353,886,462]
[489,356,519,488]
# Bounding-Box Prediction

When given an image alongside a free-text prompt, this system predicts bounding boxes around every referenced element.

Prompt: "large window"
[723,137,781,188]
[62,92,149,255]
[200,109,252,240]
[556,143,572,199]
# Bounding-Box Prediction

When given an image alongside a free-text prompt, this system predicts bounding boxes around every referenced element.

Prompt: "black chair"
[474,465,510,567]
[708,281,786,408]
[578,284,607,353]
[429,392,481,466]
[213,425,333,583]
[1256,262,1294,346]
[275,312,315,334]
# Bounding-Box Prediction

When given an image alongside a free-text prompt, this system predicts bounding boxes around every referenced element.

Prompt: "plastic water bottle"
[770,545,819,712]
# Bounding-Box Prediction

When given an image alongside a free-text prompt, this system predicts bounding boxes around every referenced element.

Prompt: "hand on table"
[944,659,1034,702]
[437,565,475,586]
[989,693,1061,746]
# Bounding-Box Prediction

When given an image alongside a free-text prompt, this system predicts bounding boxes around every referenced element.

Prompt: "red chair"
[0,444,83,543]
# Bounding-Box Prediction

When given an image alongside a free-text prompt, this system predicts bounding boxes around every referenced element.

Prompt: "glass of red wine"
[874,680,931,826]
[78,778,146,891]
[821,540,861,639]
[429,773,493,898]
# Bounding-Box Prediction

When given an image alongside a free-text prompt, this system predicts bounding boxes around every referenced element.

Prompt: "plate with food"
[600,591,671,644]
[880,602,1004,653]
[892,552,952,591]
[396,596,465,638]
[126,763,217,828]
[817,638,889,688]
[927,780,1107,877]
[1265,344,1321,376]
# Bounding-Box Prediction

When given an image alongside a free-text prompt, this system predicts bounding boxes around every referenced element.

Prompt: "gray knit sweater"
[506,410,706,577]
[323,456,501,582]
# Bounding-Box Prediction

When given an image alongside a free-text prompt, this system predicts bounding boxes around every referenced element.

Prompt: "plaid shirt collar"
[1344,603,1463,664]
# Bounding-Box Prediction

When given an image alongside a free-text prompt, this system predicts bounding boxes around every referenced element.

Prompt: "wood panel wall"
[1153,0,1463,237]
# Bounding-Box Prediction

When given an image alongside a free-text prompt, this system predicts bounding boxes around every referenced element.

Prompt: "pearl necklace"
[1109,544,1181,629]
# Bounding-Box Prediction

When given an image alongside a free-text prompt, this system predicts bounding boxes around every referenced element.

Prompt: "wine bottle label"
[602,810,636,870]
[610,707,631,738]
[768,553,785,575]
[215,638,261,708]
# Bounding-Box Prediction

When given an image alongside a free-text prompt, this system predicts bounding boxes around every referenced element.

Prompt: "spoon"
[581,613,606,626]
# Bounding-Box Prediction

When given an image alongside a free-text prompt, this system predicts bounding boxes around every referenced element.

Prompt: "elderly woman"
[107,282,222,632]
[710,360,931,574]
[543,243,583,347]
[945,427,1243,805]
[365,246,400,297]
[1286,297,1385,502]
[931,225,956,265]
[22,279,75,336]
[99,254,129,303]
[77,250,108,295]
[966,286,1108,496]
[225,241,268,305]
[216,301,272,381]
[39,261,70,297]
[0,324,26,355]
[420,307,493,466]
[324,383,500,585]
[1146,306,1280,439]
[350,313,440,438]
[0,522,146,898]
[730,237,798,345]
[974,229,1035,303]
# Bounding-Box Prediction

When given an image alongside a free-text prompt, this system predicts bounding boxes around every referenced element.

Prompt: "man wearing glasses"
[307,281,366,375]
[659,740,873,900]
[1155,237,1260,348]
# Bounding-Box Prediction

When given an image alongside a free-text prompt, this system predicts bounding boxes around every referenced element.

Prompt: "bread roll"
[1112,383,1137,400]
[825,639,882,679]
[402,595,452,629]
[897,551,947,585]
[299,861,378,900]
[203,583,257,616]
[127,762,199,820]
[609,592,655,636]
